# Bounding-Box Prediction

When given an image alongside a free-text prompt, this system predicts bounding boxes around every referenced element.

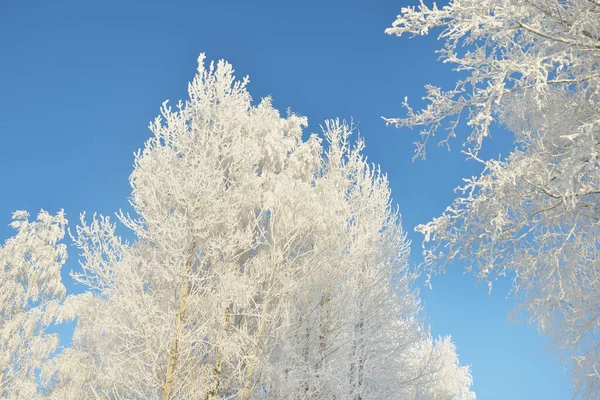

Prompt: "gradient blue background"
[0,1,576,398]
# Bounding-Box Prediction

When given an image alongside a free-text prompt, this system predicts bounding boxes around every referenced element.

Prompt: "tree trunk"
[353,318,365,400]
[240,241,277,400]
[351,285,365,399]
[239,304,269,400]
[302,317,311,396]
[317,293,331,371]
[204,305,233,400]
[161,248,194,400]
[313,293,331,398]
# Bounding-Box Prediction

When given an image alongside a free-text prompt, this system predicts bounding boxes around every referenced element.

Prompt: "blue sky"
[0,1,577,398]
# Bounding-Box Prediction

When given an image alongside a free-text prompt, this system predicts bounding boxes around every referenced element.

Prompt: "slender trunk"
[312,293,331,398]
[317,293,331,371]
[161,248,194,400]
[205,248,255,399]
[204,343,223,400]
[240,237,277,400]
[240,297,272,400]
[355,318,364,400]
[350,336,356,397]
[302,316,310,396]
[351,287,365,399]
[205,305,233,400]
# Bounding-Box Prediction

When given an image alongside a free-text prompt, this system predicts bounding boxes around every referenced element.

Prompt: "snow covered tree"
[43,55,474,399]
[0,210,68,399]
[385,1,600,397]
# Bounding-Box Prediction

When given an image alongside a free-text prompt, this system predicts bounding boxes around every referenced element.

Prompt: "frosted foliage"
[42,55,474,399]
[387,1,600,397]
[0,211,67,399]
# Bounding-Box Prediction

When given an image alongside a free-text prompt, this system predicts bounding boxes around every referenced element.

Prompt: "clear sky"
[0,1,577,398]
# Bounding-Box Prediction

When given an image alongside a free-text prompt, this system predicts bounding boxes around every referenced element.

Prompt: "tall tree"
[44,55,474,399]
[385,1,600,397]
[0,210,67,399]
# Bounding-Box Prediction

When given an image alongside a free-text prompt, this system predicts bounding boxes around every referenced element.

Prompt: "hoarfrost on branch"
[386,1,600,397]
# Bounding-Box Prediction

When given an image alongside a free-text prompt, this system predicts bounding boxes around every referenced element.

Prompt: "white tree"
[385,1,600,397]
[43,55,474,399]
[0,210,68,399]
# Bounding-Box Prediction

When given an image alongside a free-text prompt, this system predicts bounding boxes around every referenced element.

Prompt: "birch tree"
[385,1,600,397]
[43,55,474,399]
[0,210,67,399]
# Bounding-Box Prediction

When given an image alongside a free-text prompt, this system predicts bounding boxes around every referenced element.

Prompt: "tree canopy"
[1,55,474,400]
